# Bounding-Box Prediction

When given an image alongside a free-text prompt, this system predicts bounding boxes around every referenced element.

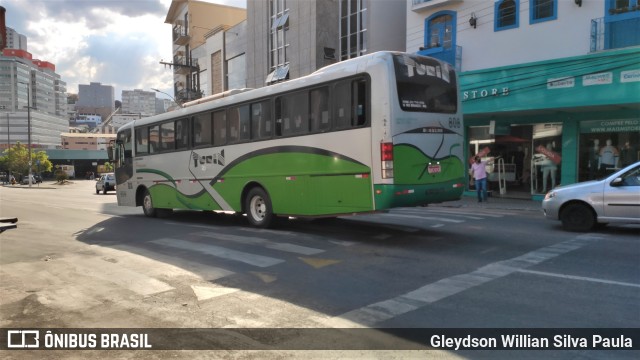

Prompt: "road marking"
[299,257,341,269]
[518,269,640,288]
[64,253,175,296]
[194,231,324,255]
[150,238,284,268]
[250,271,278,283]
[395,209,485,220]
[416,208,508,217]
[114,244,235,281]
[314,234,603,328]
[382,213,465,223]
[191,285,240,301]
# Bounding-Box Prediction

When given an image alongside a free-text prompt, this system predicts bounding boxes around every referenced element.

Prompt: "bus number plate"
[428,164,441,174]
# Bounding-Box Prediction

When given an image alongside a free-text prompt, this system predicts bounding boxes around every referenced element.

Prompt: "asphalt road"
[1,180,638,359]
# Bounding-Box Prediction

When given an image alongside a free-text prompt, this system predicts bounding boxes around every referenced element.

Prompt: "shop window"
[578,121,639,182]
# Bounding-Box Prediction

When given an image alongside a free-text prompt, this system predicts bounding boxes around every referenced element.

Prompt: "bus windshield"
[393,54,457,114]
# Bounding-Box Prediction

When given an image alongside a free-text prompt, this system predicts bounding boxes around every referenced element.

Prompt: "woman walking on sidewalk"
[470,156,493,203]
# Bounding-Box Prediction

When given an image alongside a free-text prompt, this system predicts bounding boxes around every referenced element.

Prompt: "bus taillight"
[381,142,394,179]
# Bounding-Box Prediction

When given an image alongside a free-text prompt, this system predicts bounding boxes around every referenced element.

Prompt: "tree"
[0,142,53,177]
[104,162,114,172]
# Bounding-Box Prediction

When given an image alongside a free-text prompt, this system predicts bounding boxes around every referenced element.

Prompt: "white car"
[542,161,640,231]
[96,173,116,194]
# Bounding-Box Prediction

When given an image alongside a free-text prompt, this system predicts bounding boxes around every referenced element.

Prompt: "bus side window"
[238,105,251,141]
[213,110,227,146]
[275,97,283,137]
[252,100,272,140]
[310,87,330,132]
[282,91,308,136]
[160,122,175,151]
[136,127,149,155]
[353,79,367,126]
[175,118,190,150]
[334,80,352,130]
[149,125,160,154]
[194,112,213,147]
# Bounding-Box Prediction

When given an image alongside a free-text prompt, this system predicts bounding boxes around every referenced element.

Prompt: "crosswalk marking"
[150,238,284,268]
[314,233,602,328]
[194,231,324,255]
[63,252,175,296]
[113,244,235,281]
[382,213,465,223]
[191,285,240,301]
[415,208,508,217]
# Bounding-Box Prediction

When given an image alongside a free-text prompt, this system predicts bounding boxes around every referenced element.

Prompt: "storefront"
[460,47,640,200]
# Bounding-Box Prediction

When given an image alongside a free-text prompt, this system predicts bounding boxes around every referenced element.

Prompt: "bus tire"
[245,187,273,228]
[142,188,157,218]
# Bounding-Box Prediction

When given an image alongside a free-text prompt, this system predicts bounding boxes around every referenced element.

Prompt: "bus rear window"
[393,54,457,114]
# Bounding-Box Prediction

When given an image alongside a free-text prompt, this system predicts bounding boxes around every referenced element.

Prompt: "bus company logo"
[7,330,40,348]
[192,150,225,169]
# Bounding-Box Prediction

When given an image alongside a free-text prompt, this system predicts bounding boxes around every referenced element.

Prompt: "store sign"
[462,87,509,101]
[583,72,612,86]
[580,119,640,133]
[547,77,575,89]
[620,69,640,83]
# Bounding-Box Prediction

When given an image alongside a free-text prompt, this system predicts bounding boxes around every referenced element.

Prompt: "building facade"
[5,27,27,51]
[246,0,406,89]
[121,89,157,116]
[61,132,116,151]
[0,48,68,150]
[407,0,640,199]
[163,0,246,104]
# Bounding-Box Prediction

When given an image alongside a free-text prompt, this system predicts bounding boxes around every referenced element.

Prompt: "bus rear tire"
[245,187,274,228]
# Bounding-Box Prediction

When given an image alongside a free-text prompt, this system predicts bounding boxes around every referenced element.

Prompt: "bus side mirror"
[107,145,114,161]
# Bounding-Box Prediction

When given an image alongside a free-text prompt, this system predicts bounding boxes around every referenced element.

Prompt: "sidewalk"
[433,194,542,212]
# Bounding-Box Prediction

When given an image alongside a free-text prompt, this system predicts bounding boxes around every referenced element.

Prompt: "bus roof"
[123,51,418,131]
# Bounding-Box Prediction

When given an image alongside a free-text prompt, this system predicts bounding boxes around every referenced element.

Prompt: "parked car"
[96,173,116,194]
[542,161,640,231]
[21,174,42,185]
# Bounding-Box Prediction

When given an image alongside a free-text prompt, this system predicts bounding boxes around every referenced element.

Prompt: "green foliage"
[0,142,53,177]
[104,162,114,172]
[54,169,69,183]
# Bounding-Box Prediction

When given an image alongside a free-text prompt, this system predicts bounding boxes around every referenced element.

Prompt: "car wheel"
[245,187,274,228]
[142,189,157,218]
[96,188,100,194]
[560,203,595,232]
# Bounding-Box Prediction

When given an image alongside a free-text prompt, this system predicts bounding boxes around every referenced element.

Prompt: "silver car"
[542,161,640,231]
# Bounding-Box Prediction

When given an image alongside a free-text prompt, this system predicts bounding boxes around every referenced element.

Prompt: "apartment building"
[164,0,246,104]
[0,48,68,150]
[121,89,157,116]
[407,0,640,199]
[245,0,406,89]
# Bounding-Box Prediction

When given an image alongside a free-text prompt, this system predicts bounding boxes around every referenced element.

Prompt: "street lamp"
[6,112,14,183]
[18,81,33,187]
[151,88,183,108]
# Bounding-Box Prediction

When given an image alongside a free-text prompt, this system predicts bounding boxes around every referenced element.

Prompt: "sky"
[1,0,246,101]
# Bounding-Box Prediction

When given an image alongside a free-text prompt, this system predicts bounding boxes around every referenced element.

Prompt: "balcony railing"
[172,24,190,46]
[417,45,462,72]
[590,16,640,52]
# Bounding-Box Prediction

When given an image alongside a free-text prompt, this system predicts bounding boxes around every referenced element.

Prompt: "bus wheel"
[142,189,157,218]
[245,187,273,228]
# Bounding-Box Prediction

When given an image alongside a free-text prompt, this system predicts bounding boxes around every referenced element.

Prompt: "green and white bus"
[111,51,465,227]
